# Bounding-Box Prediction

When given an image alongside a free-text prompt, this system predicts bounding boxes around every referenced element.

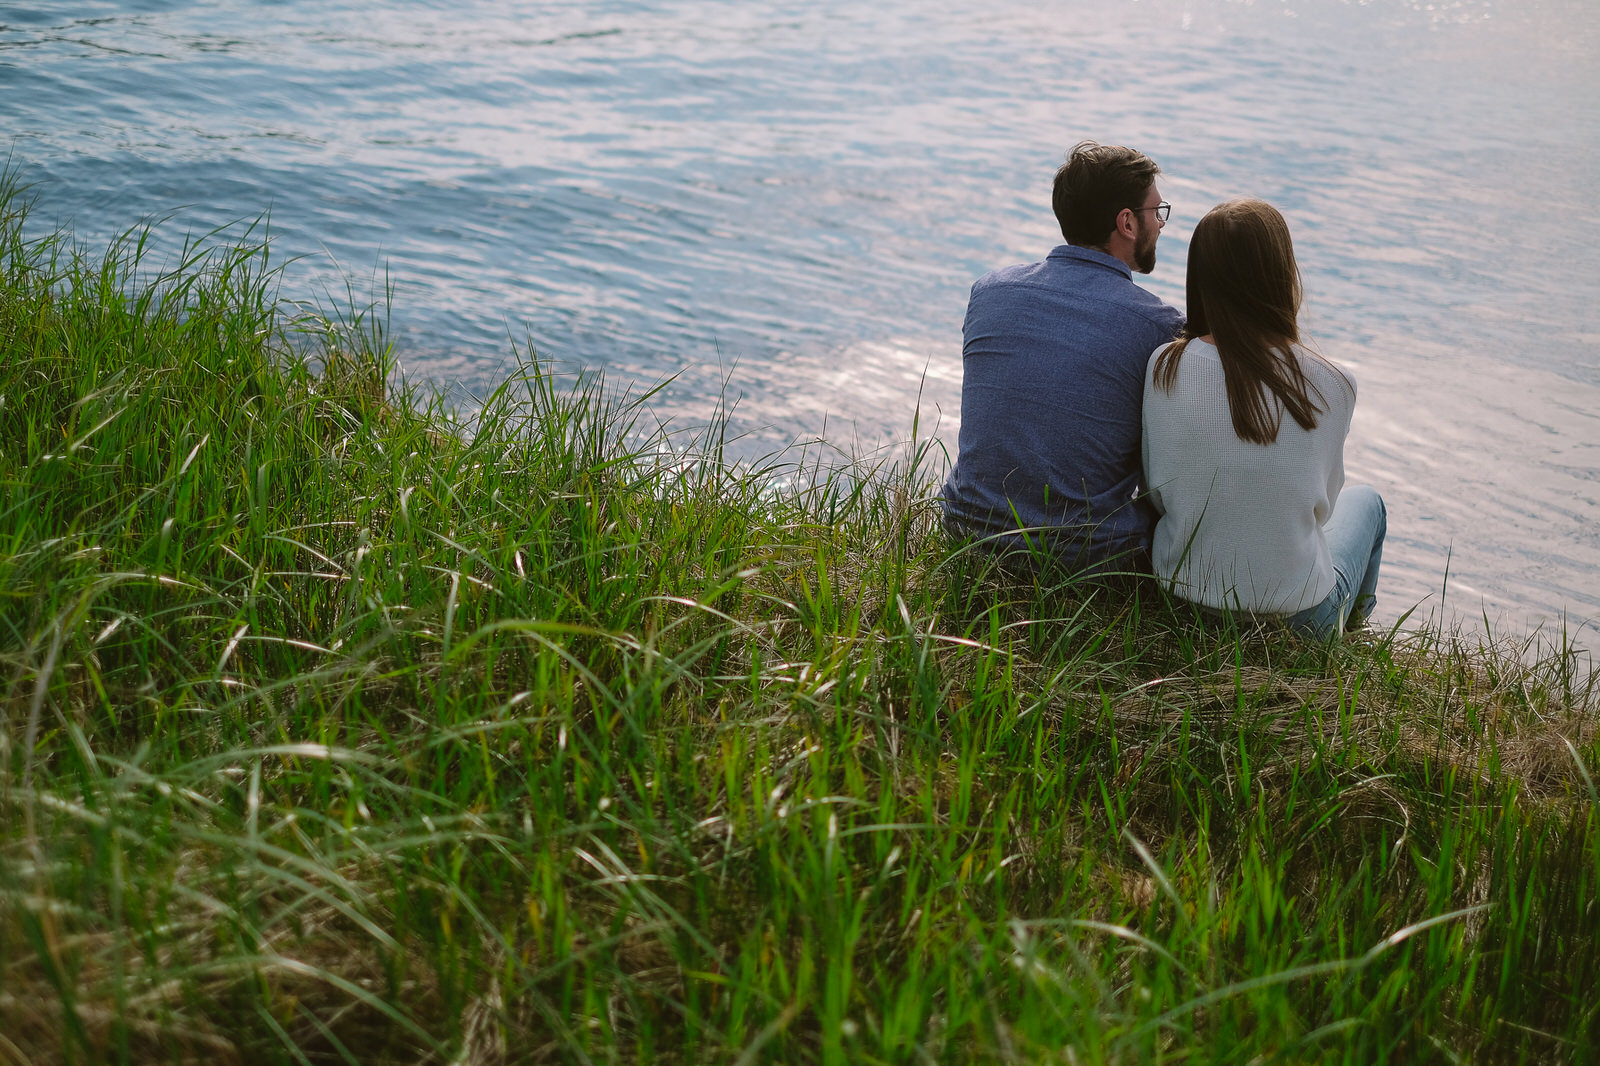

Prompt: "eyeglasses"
[1130,202,1171,223]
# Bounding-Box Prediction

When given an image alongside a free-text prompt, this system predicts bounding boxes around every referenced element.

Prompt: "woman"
[1141,198,1386,638]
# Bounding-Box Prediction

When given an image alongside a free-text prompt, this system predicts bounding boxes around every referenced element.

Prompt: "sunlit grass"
[1,171,1596,1064]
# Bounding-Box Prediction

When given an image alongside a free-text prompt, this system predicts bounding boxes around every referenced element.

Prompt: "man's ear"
[1115,207,1138,241]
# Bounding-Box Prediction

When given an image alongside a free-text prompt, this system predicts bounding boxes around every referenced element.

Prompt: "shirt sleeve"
[1139,355,1167,516]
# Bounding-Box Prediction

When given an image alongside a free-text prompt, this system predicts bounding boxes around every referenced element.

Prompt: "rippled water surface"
[5,0,1598,632]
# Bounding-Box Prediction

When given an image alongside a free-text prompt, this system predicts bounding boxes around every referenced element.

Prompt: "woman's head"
[1184,197,1302,345]
[1154,198,1324,445]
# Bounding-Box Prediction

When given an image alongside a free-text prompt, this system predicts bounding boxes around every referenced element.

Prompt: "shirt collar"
[1048,243,1133,278]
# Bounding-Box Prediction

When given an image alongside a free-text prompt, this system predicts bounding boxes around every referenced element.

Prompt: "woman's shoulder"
[1146,336,1223,372]
[1145,336,1224,394]
[1295,344,1357,405]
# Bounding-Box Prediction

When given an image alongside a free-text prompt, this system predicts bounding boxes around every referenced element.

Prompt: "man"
[941,140,1184,572]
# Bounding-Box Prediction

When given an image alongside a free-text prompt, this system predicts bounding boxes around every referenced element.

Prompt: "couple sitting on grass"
[940,140,1386,640]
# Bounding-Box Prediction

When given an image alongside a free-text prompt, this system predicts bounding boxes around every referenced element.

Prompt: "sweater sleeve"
[1321,363,1357,521]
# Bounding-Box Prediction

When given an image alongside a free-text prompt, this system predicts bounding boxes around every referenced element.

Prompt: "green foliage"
[1,171,1597,1064]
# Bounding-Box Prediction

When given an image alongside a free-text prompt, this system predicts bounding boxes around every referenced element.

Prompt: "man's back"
[941,244,1183,567]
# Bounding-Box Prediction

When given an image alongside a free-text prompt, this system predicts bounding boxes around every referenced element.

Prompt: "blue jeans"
[1286,485,1387,639]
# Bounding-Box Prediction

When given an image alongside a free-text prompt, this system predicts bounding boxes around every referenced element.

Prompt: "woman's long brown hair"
[1152,198,1325,445]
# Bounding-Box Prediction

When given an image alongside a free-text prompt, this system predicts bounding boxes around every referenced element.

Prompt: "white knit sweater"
[1141,340,1356,614]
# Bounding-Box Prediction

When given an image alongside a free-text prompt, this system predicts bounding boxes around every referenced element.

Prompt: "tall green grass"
[2,171,1596,1064]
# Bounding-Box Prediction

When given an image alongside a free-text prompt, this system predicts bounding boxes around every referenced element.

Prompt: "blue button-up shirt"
[941,244,1184,567]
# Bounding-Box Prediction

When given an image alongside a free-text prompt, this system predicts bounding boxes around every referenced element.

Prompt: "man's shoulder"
[970,246,1182,329]
[970,257,1053,293]
[1120,282,1185,330]
[971,245,1107,287]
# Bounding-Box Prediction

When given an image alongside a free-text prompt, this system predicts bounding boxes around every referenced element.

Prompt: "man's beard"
[1134,224,1158,274]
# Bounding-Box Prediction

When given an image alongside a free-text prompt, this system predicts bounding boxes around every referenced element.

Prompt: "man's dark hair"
[1052,140,1161,247]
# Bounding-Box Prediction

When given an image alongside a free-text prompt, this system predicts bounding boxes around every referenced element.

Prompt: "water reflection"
[4,0,1597,632]
[1347,336,1600,628]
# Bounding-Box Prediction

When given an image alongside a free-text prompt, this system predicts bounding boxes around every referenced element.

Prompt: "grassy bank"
[1,175,1597,1065]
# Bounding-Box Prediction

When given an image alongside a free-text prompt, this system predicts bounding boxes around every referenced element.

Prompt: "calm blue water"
[4,0,1598,634]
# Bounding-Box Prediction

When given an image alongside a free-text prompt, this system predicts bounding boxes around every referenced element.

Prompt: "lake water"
[5,0,1598,637]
